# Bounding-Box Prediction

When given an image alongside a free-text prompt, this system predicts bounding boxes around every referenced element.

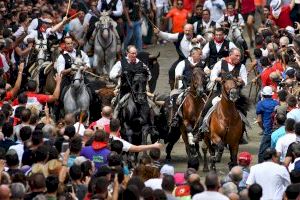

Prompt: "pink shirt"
[96,117,110,127]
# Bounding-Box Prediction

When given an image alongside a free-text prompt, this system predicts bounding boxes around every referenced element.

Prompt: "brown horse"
[202,75,243,171]
[166,68,207,160]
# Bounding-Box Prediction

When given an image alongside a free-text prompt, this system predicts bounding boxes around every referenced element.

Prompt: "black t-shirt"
[125,0,141,21]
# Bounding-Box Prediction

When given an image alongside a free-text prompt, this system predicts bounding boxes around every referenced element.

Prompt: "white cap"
[285,26,295,36]
[160,164,175,176]
[261,86,274,96]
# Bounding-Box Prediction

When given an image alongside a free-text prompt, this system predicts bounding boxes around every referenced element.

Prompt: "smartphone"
[66,184,73,193]
[61,142,69,153]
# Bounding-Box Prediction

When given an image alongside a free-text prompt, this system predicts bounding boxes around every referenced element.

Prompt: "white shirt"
[276,133,296,162]
[209,59,247,86]
[0,53,10,73]
[157,31,191,58]
[202,40,236,60]
[55,49,91,74]
[109,58,152,80]
[69,18,84,40]
[246,161,291,200]
[110,135,132,152]
[203,0,226,22]
[13,26,25,38]
[287,108,300,123]
[218,14,245,26]
[8,143,24,165]
[97,0,123,17]
[193,20,221,34]
[175,57,200,88]
[144,178,163,190]
[73,122,86,136]
[155,0,168,7]
[23,29,51,43]
[192,191,229,200]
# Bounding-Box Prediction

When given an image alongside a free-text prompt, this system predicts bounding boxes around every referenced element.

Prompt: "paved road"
[145,43,262,177]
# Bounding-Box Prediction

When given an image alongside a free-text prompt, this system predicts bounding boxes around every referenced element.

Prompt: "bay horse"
[93,11,118,75]
[202,74,243,171]
[166,68,207,160]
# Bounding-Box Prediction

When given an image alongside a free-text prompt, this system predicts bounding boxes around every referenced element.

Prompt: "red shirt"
[240,0,256,14]
[271,61,284,72]
[182,0,195,12]
[261,67,275,87]
[13,91,50,105]
[271,6,293,28]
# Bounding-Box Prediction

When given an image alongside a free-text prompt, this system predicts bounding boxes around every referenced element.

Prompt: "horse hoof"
[203,167,209,172]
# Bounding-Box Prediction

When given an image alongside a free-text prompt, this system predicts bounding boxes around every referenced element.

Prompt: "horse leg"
[201,139,209,172]
[228,144,239,170]
[165,126,181,161]
[215,141,225,163]
[195,142,202,161]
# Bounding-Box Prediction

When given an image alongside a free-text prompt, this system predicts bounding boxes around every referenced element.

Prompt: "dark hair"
[69,164,82,181]
[18,92,28,104]
[110,118,120,132]
[161,175,175,192]
[70,136,82,154]
[187,157,199,171]
[277,90,288,102]
[94,177,109,194]
[276,113,286,126]
[149,148,161,161]
[127,176,145,192]
[34,145,49,163]
[255,34,264,46]
[190,181,205,197]
[215,27,224,34]
[48,146,59,161]
[153,189,166,200]
[31,130,43,145]
[19,12,28,23]
[205,172,219,190]
[260,56,270,67]
[2,122,13,138]
[202,9,210,15]
[64,125,76,139]
[267,52,276,62]
[285,183,300,199]
[253,48,262,59]
[294,122,300,136]
[248,183,263,200]
[287,95,298,107]
[81,160,93,178]
[6,152,19,167]
[46,175,59,193]
[28,173,46,190]
[108,152,122,167]
[285,118,295,132]
[290,170,300,184]
[27,79,37,92]
[35,123,45,131]
[263,148,277,161]
[94,129,108,142]
[141,187,154,200]
[110,140,123,154]
[21,108,31,122]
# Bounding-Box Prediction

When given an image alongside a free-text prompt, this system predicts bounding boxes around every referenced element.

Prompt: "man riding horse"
[55,36,91,97]
[170,47,206,127]
[197,48,249,142]
[110,45,158,139]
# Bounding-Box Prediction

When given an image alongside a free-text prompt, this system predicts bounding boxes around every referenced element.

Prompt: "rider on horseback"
[170,47,206,127]
[55,36,91,96]
[110,45,159,136]
[197,48,248,140]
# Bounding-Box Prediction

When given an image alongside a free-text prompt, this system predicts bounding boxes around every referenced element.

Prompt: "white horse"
[28,39,52,91]
[93,11,118,75]
[63,66,91,115]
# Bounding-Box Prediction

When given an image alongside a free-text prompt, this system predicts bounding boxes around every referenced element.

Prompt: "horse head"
[35,38,48,65]
[97,11,112,39]
[191,68,206,97]
[132,73,147,104]
[72,68,84,89]
[222,73,239,102]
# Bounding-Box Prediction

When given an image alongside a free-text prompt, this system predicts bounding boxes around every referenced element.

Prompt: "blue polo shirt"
[256,98,279,135]
[271,126,286,148]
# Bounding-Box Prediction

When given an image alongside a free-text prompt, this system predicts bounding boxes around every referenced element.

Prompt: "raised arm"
[10,62,24,98]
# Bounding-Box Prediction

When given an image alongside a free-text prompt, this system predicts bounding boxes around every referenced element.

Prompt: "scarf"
[270,0,282,19]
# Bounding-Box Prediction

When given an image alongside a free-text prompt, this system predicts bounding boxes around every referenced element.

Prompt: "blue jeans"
[123,20,143,52]
[258,134,271,163]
